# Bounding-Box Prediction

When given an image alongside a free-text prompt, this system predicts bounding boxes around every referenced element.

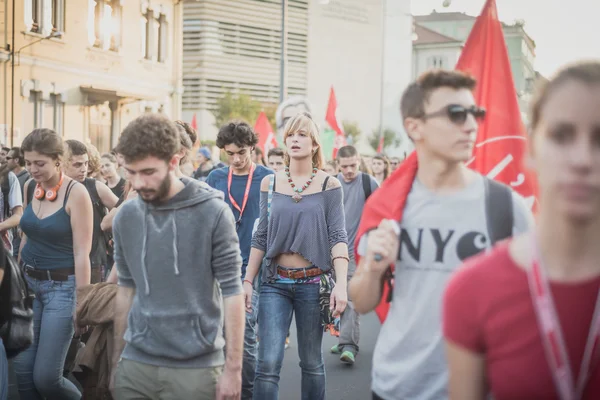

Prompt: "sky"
[410,0,600,77]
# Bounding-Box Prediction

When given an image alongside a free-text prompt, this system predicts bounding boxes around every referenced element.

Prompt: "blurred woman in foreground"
[443,61,600,399]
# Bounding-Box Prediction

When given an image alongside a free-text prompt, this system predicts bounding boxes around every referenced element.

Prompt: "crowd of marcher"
[0,60,599,400]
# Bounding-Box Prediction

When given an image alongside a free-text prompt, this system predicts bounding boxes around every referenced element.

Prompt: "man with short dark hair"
[111,114,244,400]
[7,147,29,193]
[0,147,10,165]
[207,121,273,399]
[267,147,285,172]
[329,145,378,366]
[350,70,534,399]
[62,140,118,283]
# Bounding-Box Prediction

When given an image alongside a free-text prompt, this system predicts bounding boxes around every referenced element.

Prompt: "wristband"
[332,256,350,263]
[243,279,253,285]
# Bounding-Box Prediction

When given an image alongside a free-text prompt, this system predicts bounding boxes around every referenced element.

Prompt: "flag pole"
[377,0,387,151]
[279,0,288,103]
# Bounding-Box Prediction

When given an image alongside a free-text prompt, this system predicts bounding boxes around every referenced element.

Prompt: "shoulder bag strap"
[484,177,514,245]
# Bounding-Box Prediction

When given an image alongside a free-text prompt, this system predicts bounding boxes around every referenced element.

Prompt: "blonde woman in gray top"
[244,112,349,400]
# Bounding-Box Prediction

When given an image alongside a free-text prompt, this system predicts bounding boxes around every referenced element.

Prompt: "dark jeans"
[253,282,325,400]
[242,289,259,400]
[373,392,384,400]
[0,338,7,400]
[12,275,80,400]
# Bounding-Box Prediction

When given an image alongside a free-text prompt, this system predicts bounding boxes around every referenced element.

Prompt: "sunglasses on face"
[422,104,486,125]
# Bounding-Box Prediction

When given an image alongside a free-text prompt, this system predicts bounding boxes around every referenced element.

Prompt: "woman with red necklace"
[443,61,600,399]
[244,112,348,400]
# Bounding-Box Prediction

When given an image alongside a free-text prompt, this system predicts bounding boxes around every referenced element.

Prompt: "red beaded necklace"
[285,166,318,203]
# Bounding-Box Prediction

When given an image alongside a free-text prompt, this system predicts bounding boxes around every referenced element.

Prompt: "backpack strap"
[267,174,275,221]
[362,172,372,200]
[322,176,330,191]
[26,179,36,206]
[63,181,76,207]
[484,177,514,245]
[84,178,101,205]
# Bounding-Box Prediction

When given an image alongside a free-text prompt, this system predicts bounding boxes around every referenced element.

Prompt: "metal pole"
[10,0,15,146]
[377,0,387,145]
[279,0,287,103]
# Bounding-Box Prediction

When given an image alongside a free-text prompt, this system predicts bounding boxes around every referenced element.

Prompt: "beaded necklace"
[285,166,318,203]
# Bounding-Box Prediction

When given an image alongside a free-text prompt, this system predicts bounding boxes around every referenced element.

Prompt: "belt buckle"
[287,269,294,279]
[46,270,52,280]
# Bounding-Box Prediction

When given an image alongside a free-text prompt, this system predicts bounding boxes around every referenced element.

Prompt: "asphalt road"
[7,312,381,400]
[279,312,380,400]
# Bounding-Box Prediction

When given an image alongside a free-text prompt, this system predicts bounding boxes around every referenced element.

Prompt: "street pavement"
[279,311,380,400]
[7,312,381,399]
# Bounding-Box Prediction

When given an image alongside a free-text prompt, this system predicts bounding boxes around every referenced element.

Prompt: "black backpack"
[361,172,372,200]
[0,250,34,358]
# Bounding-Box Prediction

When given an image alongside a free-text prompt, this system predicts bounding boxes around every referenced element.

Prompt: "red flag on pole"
[377,134,385,153]
[456,0,537,210]
[254,112,278,155]
[190,113,198,131]
[325,86,346,159]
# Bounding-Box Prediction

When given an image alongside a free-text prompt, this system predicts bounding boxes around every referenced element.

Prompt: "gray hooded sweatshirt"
[113,178,243,368]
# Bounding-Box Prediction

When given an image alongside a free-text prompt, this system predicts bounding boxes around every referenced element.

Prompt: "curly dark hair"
[174,120,197,148]
[116,114,180,163]
[216,121,259,149]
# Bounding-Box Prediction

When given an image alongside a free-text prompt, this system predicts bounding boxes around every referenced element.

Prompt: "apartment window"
[52,0,65,33]
[157,13,168,63]
[91,0,122,51]
[26,0,62,34]
[426,55,447,69]
[143,9,168,62]
[31,0,42,32]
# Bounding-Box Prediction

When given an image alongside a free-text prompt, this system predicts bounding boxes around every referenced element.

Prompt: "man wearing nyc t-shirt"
[350,70,534,400]
[206,122,273,400]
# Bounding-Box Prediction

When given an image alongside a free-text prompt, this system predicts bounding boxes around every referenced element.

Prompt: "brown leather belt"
[23,266,75,281]
[276,266,322,280]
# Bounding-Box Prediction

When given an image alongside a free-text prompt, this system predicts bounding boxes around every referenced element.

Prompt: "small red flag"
[377,134,384,153]
[325,86,346,159]
[190,113,198,131]
[456,0,537,210]
[254,112,278,155]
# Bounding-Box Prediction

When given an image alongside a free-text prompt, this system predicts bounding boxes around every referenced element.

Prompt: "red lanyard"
[529,239,600,400]
[227,164,255,225]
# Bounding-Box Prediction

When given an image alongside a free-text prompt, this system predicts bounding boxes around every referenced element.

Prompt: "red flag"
[376,134,384,153]
[190,113,198,131]
[456,0,537,210]
[325,86,346,159]
[254,112,278,155]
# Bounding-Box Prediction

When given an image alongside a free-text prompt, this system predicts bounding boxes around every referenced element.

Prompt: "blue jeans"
[0,338,7,400]
[242,289,259,400]
[253,282,325,400]
[12,275,80,400]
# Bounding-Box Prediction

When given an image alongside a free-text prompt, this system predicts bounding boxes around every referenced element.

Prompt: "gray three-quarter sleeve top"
[251,186,348,283]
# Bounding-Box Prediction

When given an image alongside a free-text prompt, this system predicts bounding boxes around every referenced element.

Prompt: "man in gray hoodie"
[110,114,245,400]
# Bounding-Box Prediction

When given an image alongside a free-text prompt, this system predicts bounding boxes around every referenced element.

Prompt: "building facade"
[0,0,183,151]
[182,0,413,156]
[413,11,537,105]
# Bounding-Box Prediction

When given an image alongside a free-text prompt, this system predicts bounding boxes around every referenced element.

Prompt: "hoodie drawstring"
[141,206,151,295]
[172,211,180,276]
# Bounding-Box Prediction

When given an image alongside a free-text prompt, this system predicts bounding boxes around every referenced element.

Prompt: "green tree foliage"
[368,127,401,151]
[342,121,362,145]
[211,91,261,128]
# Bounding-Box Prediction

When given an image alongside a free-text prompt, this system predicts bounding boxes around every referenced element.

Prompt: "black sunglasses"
[422,104,486,125]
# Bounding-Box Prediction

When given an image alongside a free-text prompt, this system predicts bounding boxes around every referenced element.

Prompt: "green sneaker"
[340,350,355,365]
[330,344,342,354]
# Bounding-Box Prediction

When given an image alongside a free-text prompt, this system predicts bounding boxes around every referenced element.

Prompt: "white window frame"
[90,0,122,51]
